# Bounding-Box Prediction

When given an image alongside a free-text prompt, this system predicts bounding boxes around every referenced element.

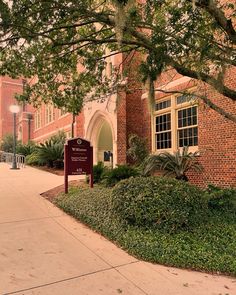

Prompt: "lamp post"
[9,104,20,170]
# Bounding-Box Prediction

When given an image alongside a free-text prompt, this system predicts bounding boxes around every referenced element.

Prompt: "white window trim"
[45,104,55,126]
[34,110,42,131]
[152,90,199,154]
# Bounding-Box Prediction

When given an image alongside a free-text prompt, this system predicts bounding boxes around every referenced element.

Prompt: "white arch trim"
[85,110,116,143]
[85,110,117,166]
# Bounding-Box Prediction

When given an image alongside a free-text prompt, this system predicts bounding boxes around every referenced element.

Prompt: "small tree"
[0,134,19,153]
[142,146,203,181]
[127,134,149,165]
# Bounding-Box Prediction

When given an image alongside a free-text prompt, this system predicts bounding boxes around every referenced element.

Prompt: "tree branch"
[193,0,236,44]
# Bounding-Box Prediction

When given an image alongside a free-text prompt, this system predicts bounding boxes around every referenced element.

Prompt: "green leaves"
[111,176,208,230]
[56,182,236,276]
[25,131,66,167]
[0,0,235,116]
[142,146,203,180]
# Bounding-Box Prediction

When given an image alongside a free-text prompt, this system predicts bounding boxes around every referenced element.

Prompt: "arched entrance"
[85,111,116,167]
[97,121,113,167]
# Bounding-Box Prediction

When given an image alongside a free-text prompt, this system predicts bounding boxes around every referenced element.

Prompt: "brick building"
[0,52,235,188]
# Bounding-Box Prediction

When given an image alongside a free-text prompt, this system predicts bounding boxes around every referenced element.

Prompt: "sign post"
[64,138,93,193]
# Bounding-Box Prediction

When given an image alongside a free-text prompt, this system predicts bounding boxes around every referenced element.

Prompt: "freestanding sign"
[64,137,93,193]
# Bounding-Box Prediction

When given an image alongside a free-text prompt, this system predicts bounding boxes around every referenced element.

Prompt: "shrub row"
[92,162,139,187]
[55,177,236,276]
[112,177,208,231]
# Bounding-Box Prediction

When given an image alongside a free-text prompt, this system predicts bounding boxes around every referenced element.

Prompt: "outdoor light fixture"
[9,105,20,114]
[9,104,20,170]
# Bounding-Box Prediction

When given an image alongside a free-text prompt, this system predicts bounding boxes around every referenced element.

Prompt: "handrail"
[0,151,25,168]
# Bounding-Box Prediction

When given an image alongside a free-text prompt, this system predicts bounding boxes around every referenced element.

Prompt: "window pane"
[156,131,171,150]
[178,127,198,147]
[155,99,171,111]
[177,94,195,104]
[155,113,171,150]
[178,106,197,128]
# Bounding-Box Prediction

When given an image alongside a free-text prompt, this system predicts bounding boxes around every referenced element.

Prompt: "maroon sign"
[64,138,93,193]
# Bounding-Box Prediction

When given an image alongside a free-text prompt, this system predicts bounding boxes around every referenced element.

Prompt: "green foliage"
[55,187,117,233]
[0,0,235,120]
[50,130,66,145]
[56,185,236,276]
[25,151,44,166]
[206,184,236,211]
[16,141,36,156]
[142,146,202,180]
[0,134,19,153]
[102,165,139,187]
[93,162,107,184]
[36,139,64,168]
[111,176,207,231]
[127,134,149,165]
[25,131,65,168]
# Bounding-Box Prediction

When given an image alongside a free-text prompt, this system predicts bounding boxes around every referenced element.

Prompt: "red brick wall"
[75,112,85,138]
[117,89,127,164]
[0,77,23,140]
[31,105,84,143]
[189,69,236,188]
[116,52,144,164]
[144,68,236,188]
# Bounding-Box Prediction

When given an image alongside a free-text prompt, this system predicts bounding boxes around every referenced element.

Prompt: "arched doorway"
[85,111,116,167]
[97,121,113,167]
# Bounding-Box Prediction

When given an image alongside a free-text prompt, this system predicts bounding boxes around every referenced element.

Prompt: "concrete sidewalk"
[0,163,235,295]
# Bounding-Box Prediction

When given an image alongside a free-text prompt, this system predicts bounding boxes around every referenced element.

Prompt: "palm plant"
[16,141,36,156]
[142,146,203,181]
[36,139,64,168]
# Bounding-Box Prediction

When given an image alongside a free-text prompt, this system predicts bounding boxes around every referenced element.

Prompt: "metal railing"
[0,151,25,168]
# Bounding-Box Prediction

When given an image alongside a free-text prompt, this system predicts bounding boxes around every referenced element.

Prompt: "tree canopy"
[0,0,235,120]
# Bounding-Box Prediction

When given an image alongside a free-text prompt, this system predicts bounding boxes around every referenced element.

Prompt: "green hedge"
[206,184,236,211]
[55,184,236,276]
[111,177,208,231]
[102,165,139,187]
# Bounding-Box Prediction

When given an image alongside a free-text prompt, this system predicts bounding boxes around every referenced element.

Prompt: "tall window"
[45,104,54,124]
[155,113,172,149]
[177,106,198,147]
[154,93,198,151]
[35,110,42,130]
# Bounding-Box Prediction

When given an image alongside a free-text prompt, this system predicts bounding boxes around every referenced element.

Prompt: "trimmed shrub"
[206,184,236,211]
[25,151,44,166]
[111,176,208,231]
[55,187,115,232]
[102,165,139,187]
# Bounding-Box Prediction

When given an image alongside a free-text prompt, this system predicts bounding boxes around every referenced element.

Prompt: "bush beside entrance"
[111,177,207,231]
[55,178,236,276]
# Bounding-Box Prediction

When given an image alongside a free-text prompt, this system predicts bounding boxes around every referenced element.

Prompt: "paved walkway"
[0,163,235,295]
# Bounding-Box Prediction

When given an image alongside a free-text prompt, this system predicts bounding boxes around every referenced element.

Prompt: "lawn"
[55,185,236,277]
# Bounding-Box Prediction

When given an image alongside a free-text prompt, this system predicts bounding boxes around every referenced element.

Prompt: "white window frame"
[152,90,199,153]
[45,104,55,125]
[35,109,42,130]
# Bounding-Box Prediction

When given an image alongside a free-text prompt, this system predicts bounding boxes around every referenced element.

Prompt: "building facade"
[0,56,236,188]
